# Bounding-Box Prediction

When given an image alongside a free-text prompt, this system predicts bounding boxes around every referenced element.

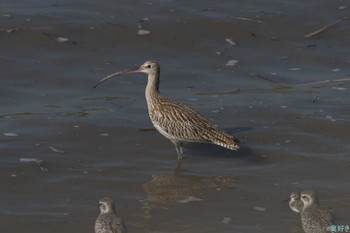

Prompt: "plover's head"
[301,190,319,207]
[289,192,303,213]
[98,197,116,214]
[290,192,300,201]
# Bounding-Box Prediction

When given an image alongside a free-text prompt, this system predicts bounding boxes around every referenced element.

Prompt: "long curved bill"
[93,67,140,89]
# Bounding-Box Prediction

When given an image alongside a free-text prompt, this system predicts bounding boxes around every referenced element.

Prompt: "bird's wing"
[111,215,127,233]
[150,96,239,148]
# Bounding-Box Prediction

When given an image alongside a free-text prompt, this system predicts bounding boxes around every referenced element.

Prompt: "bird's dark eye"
[146,64,152,68]
[301,195,306,199]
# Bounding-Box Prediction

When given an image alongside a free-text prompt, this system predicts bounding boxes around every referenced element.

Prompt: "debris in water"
[225,38,237,46]
[312,96,319,102]
[55,37,69,43]
[178,196,202,203]
[332,68,341,72]
[20,158,42,163]
[42,33,77,44]
[4,132,18,137]
[231,16,265,24]
[326,115,336,122]
[254,206,266,212]
[35,142,50,146]
[20,158,48,172]
[49,146,64,153]
[297,77,350,87]
[6,28,18,33]
[138,29,151,35]
[225,60,239,66]
[304,16,348,38]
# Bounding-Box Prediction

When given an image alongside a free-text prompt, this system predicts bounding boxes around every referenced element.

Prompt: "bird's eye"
[301,195,306,199]
[146,64,152,68]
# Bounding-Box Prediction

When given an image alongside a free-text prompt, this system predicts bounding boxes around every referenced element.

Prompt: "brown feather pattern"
[99,60,240,160]
[148,91,239,150]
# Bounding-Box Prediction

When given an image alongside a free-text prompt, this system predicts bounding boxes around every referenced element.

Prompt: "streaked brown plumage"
[93,60,239,161]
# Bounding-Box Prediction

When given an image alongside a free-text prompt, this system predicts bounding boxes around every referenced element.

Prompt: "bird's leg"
[176,159,182,171]
[172,141,184,160]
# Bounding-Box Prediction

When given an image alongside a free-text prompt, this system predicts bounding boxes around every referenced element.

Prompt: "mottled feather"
[300,190,333,233]
[148,94,239,150]
[95,197,127,233]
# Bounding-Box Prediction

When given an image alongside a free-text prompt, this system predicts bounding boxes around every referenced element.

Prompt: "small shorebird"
[289,192,304,214]
[95,197,128,233]
[94,60,240,163]
[300,190,333,233]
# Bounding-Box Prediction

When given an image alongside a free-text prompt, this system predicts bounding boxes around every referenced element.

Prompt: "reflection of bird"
[142,171,235,218]
[289,192,303,214]
[95,197,127,233]
[94,61,239,163]
[300,190,333,233]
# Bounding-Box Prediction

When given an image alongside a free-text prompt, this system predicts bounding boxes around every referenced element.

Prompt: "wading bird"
[94,61,239,165]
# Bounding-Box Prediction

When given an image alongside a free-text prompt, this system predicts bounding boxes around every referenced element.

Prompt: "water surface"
[1,0,349,232]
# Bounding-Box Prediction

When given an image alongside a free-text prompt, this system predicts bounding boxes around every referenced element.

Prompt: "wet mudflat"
[0,0,349,232]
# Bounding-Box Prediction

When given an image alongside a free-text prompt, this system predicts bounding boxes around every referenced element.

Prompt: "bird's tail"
[213,133,240,151]
[203,128,240,151]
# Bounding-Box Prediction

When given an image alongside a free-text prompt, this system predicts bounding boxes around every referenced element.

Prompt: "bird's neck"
[101,206,116,214]
[145,71,160,105]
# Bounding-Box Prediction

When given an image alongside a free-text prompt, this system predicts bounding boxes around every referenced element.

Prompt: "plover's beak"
[93,67,141,89]
[281,197,290,204]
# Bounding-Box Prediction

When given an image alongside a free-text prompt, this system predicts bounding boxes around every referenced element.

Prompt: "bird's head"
[93,60,160,88]
[98,197,115,214]
[138,60,160,74]
[290,192,300,201]
[301,190,319,207]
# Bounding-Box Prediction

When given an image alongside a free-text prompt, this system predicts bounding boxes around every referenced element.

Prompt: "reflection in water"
[142,170,235,218]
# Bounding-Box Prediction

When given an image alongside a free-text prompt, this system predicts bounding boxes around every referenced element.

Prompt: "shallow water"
[1,0,349,232]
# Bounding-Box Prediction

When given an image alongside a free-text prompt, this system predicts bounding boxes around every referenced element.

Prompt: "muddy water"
[1,0,349,232]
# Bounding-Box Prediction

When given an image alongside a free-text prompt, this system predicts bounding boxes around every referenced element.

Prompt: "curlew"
[95,197,128,233]
[93,60,239,163]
